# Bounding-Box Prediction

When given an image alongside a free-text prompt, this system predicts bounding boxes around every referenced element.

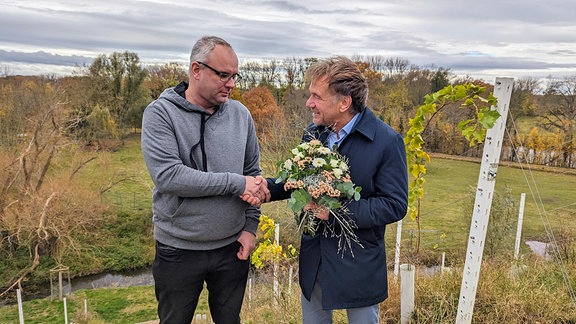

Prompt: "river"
[66,267,153,292]
[2,240,552,305]
[0,267,153,306]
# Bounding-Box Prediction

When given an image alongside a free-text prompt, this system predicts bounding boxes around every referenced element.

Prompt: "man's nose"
[305,98,314,108]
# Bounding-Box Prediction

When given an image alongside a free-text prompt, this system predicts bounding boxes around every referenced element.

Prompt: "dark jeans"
[152,240,249,324]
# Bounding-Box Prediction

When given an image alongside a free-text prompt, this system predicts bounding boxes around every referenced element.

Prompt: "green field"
[409,156,576,251]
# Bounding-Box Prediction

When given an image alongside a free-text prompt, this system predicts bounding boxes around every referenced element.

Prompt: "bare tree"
[0,64,10,77]
[384,57,410,79]
[510,76,540,117]
[0,78,107,298]
[260,59,281,86]
[365,55,388,74]
[281,57,308,90]
[239,60,261,90]
[541,75,576,167]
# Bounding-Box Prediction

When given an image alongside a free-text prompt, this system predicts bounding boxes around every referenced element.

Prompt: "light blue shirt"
[327,113,360,150]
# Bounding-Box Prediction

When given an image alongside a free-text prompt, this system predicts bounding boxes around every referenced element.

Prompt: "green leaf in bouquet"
[335,181,361,200]
[354,187,362,200]
[318,196,341,210]
[276,170,289,183]
[287,189,311,213]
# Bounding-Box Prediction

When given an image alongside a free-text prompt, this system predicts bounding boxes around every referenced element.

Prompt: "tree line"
[2,51,575,165]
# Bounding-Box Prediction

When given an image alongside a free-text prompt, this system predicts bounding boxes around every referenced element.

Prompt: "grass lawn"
[395,155,576,263]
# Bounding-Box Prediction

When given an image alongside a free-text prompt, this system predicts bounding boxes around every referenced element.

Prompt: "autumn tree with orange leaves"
[241,85,285,141]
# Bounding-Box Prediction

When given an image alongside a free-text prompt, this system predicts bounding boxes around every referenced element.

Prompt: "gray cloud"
[0,50,92,66]
[1,0,575,80]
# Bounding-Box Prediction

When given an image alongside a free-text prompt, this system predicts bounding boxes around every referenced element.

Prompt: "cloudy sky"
[1,0,575,82]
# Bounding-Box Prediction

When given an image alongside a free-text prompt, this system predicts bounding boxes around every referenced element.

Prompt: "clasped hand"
[240,175,270,206]
[303,201,329,220]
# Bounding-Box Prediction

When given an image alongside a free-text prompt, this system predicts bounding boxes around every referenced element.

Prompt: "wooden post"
[456,77,513,323]
[58,271,63,301]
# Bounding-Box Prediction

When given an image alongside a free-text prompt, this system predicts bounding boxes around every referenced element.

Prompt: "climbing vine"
[253,83,500,265]
[404,83,499,253]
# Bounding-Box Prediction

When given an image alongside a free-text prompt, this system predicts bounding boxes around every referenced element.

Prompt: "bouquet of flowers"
[276,139,363,255]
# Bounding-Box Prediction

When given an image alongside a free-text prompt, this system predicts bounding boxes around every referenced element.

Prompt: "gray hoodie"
[141,82,261,250]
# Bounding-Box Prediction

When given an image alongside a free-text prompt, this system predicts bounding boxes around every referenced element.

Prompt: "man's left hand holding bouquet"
[303,201,329,220]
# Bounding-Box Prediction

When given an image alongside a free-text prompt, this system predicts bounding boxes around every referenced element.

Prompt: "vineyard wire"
[506,109,576,306]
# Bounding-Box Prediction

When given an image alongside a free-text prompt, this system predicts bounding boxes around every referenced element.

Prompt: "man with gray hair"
[141,35,267,323]
[261,56,408,323]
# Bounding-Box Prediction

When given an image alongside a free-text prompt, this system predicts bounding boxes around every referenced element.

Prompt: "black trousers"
[152,240,249,324]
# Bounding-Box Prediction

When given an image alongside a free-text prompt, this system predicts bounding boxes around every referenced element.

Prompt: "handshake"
[240,176,328,219]
[241,175,271,206]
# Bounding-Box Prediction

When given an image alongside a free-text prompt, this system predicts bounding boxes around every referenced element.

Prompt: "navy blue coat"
[268,108,408,309]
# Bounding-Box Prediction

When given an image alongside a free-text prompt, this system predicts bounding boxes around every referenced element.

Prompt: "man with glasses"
[141,35,267,323]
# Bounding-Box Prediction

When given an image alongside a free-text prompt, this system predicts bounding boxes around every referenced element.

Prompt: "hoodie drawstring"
[189,113,214,171]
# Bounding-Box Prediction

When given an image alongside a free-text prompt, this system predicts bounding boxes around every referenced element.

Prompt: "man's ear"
[339,95,352,112]
[190,62,201,80]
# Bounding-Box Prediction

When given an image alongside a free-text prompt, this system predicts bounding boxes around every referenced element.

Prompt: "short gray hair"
[190,36,233,65]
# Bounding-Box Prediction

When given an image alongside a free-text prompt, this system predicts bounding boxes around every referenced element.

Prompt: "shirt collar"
[328,113,360,148]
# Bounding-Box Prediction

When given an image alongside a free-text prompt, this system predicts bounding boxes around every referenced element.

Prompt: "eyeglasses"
[197,61,242,83]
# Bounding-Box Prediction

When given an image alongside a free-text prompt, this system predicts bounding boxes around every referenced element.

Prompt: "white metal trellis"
[456,77,514,323]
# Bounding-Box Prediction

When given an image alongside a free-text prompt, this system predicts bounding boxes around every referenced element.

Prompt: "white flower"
[333,168,343,178]
[298,142,310,150]
[275,139,363,257]
[312,158,327,167]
